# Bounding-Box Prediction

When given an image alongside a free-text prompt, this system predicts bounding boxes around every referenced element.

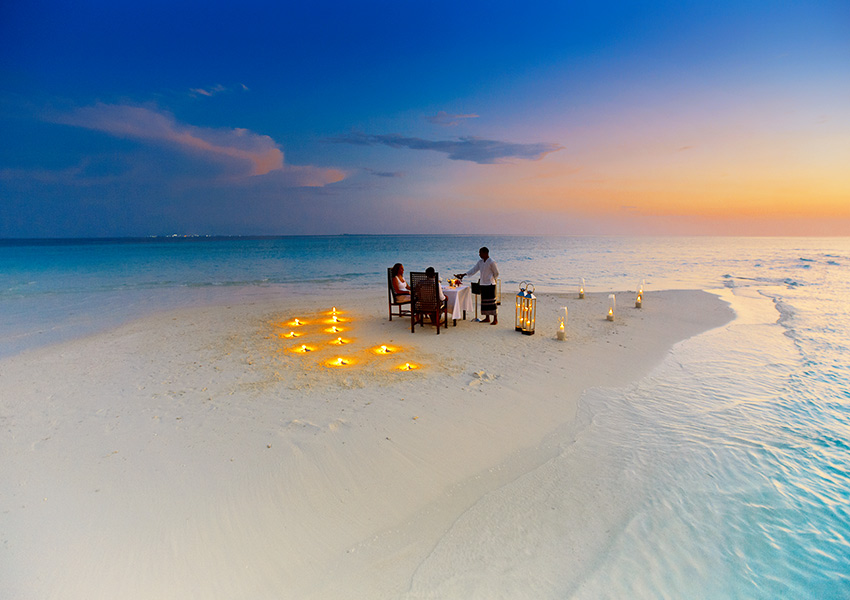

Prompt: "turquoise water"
[2,235,849,597]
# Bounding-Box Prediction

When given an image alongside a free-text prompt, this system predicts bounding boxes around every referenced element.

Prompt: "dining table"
[441,283,474,325]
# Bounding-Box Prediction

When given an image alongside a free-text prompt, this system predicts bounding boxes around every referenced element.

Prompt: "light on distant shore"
[398,362,419,371]
[579,278,585,300]
[607,294,616,321]
[556,307,567,341]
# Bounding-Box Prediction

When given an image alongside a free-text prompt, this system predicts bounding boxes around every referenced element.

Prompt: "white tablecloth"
[442,284,474,321]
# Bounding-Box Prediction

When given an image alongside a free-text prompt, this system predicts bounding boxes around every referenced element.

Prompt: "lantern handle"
[518,281,528,292]
[526,283,535,293]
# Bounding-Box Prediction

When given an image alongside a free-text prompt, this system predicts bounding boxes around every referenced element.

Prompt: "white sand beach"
[1,289,733,599]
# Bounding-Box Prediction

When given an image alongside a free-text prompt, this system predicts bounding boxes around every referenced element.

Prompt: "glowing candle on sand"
[636,291,643,308]
[607,294,616,321]
[398,362,419,371]
[579,278,585,299]
[556,306,567,341]
[325,356,354,367]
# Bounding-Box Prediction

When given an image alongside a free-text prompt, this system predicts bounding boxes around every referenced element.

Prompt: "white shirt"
[466,257,499,285]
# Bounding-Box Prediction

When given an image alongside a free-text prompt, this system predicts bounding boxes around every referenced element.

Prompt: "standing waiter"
[458,247,500,325]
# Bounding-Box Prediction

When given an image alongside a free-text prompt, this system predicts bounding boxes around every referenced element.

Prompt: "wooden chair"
[388,268,411,321]
[410,271,448,334]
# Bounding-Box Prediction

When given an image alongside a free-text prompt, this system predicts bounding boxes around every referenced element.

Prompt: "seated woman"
[391,263,410,302]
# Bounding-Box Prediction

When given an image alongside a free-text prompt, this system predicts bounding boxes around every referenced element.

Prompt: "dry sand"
[0,289,733,599]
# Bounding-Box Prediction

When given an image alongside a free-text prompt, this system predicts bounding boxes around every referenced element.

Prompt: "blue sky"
[1,0,848,236]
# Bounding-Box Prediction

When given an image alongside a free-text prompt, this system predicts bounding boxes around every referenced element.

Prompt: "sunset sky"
[1,0,848,237]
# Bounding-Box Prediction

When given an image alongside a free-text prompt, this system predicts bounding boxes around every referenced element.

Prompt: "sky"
[1,0,848,237]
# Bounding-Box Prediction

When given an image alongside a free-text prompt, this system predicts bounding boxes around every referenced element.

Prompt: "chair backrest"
[410,271,441,311]
[388,268,396,301]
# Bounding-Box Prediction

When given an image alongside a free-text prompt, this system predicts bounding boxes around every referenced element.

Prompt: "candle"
[293,319,301,326]
[579,278,585,299]
[607,294,616,321]
[636,292,642,308]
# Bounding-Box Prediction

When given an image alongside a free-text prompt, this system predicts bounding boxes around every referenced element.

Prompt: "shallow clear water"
[565,282,850,599]
[2,235,849,597]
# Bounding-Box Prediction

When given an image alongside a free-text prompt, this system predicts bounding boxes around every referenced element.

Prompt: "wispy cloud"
[189,83,249,98]
[427,111,479,126]
[51,103,344,186]
[330,131,563,164]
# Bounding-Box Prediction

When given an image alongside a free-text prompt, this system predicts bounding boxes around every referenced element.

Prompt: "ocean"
[2,235,849,597]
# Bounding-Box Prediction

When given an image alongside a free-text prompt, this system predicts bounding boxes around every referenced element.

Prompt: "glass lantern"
[579,278,585,299]
[515,282,536,335]
[607,294,616,321]
[515,281,527,331]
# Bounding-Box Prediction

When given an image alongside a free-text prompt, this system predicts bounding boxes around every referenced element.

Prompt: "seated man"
[412,267,447,327]
[425,266,446,302]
